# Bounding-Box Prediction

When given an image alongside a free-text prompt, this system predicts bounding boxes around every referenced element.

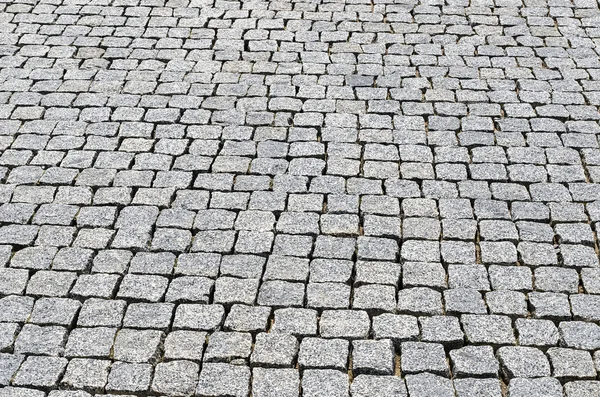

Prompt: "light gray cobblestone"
[1,0,600,393]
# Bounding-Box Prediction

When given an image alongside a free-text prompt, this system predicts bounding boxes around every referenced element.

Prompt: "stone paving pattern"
[1,0,600,395]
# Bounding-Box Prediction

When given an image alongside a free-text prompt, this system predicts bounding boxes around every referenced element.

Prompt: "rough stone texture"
[151,360,199,396]
[302,369,349,397]
[564,381,600,397]
[350,375,407,397]
[251,332,298,367]
[252,368,300,397]
[105,362,152,393]
[450,346,499,378]
[1,0,600,393]
[454,378,503,397]
[508,377,564,397]
[401,341,449,377]
[497,346,551,379]
[352,339,395,375]
[298,337,349,370]
[405,373,455,397]
[60,358,110,391]
[196,363,250,397]
[547,348,597,379]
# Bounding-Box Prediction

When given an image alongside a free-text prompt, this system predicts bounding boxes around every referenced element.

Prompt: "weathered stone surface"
[1,0,599,394]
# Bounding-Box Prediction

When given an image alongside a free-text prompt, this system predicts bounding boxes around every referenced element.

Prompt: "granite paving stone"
[401,341,449,377]
[298,337,349,370]
[516,318,560,348]
[0,388,46,397]
[405,373,455,397]
[60,358,111,392]
[64,327,117,358]
[547,347,597,379]
[302,369,349,397]
[350,375,407,397]
[251,332,298,367]
[0,353,24,386]
[196,363,250,397]
[252,368,300,397]
[1,0,600,393]
[497,346,551,379]
[453,378,503,397]
[508,377,564,397]
[12,355,68,388]
[150,360,199,396]
[351,339,395,376]
[105,362,153,394]
[563,381,600,397]
[450,345,499,378]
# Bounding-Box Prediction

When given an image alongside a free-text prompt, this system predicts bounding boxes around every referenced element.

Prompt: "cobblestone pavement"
[2,0,600,395]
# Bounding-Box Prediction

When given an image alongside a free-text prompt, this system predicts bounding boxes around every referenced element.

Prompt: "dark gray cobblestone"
[2,0,600,394]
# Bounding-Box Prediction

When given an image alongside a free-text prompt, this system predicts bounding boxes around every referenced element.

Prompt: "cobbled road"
[1,0,600,395]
